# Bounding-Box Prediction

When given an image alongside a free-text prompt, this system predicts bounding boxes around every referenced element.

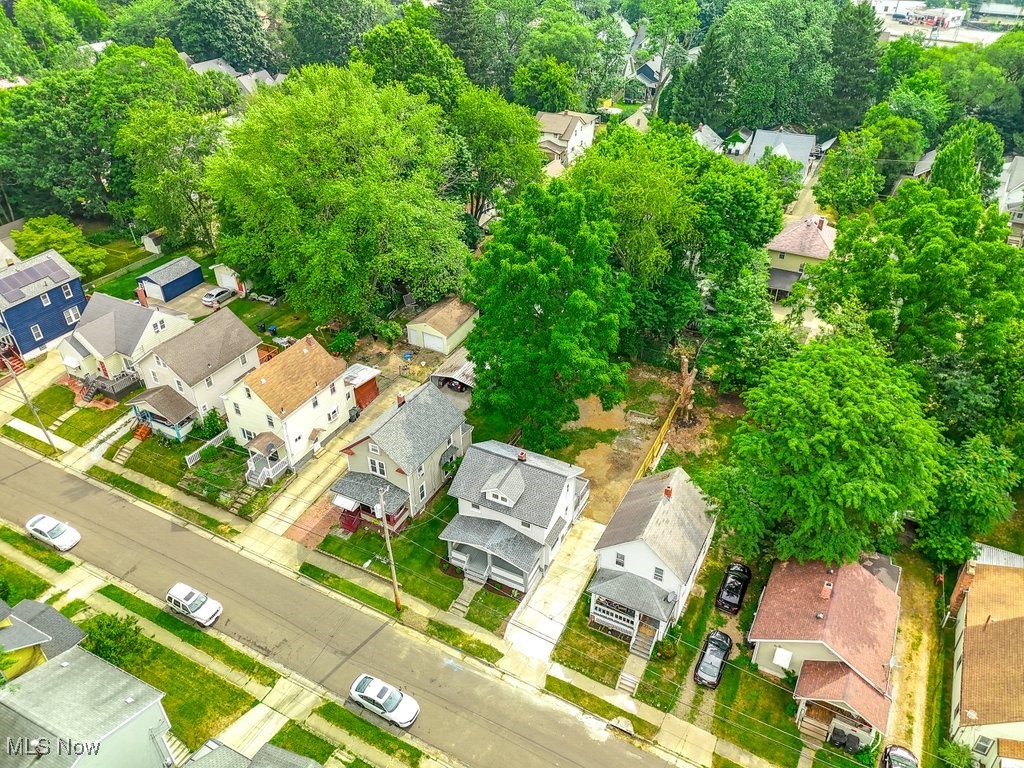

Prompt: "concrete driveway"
[147,283,232,319]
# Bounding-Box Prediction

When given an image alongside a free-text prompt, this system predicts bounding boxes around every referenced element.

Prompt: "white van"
[166,583,223,627]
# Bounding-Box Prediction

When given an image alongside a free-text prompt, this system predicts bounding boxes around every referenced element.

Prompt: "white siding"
[137,344,260,415]
[751,639,843,678]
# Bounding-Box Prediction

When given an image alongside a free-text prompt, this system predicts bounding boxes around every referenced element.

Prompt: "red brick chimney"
[949,563,976,617]
[816,216,826,231]
[820,581,833,600]
[135,285,149,307]
[517,451,527,462]
[397,393,406,407]
[664,485,672,499]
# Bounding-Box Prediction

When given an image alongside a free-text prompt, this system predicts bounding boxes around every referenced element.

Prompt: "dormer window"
[487,491,511,506]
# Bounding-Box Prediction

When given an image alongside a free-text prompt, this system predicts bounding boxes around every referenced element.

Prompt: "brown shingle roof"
[765,216,836,261]
[748,559,901,692]
[241,335,345,418]
[408,296,477,337]
[1000,741,1024,759]
[960,564,1024,726]
[794,661,892,733]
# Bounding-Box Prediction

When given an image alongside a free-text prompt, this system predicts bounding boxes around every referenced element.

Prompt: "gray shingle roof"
[0,598,10,620]
[913,149,937,177]
[587,568,676,621]
[127,385,197,424]
[250,744,322,768]
[998,155,1024,214]
[186,742,321,768]
[330,471,409,516]
[596,468,715,584]
[746,129,815,169]
[0,614,51,652]
[141,310,259,386]
[0,647,164,768]
[10,600,86,658]
[0,249,79,311]
[449,441,585,527]
[357,383,466,472]
[439,514,542,573]
[138,256,201,286]
[74,293,180,357]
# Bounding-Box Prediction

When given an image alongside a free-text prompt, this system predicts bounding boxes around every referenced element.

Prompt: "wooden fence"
[634,391,683,481]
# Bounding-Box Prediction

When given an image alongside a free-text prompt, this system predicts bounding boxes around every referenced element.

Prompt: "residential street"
[0,442,660,768]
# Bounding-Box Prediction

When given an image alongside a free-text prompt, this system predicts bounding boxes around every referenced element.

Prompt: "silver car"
[201,287,235,307]
[349,673,420,728]
[26,514,81,551]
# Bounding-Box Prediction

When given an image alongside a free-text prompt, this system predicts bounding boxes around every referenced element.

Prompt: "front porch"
[127,386,197,442]
[439,514,543,592]
[329,471,411,532]
[587,594,663,659]
[798,701,875,752]
[447,543,536,592]
[244,431,289,487]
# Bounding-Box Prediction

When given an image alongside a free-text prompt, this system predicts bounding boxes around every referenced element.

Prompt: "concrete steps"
[165,732,191,767]
[798,717,828,748]
[113,437,141,465]
[229,485,258,515]
[450,579,484,618]
[616,671,640,694]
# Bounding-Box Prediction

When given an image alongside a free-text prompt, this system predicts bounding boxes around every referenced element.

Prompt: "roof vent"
[815,612,825,620]
[60,661,70,668]
[125,696,135,704]
[666,591,678,603]
[302,347,309,354]
[820,581,833,600]
[517,451,527,462]
[260,377,266,384]
[664,485,672,499]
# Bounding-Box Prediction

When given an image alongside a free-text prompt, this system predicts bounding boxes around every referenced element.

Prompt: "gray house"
[186,740,320,768]
[440,441,589,592]
[333,384,471,532]
[0,646,175,768]
[746,129,817,178]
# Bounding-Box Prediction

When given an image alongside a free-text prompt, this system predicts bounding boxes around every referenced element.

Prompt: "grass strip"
[98,584,279,687]
[423,619,504,664]
[0,526,74,572]
[299,563,402,617]
[0,557,50,603]
[543,675,659,740]
[269,721,337,763]
[87,466,238,537]
[1,424,62,457]
[58,599,90,619]
[464,587,519,633]
[316,702,423,768]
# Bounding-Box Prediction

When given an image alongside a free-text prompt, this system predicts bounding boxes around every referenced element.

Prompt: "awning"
[768,268,801,293]
[245,431,283,456]
[333,495,360,511]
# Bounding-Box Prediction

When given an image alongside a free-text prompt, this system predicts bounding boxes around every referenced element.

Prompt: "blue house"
[137,256,204,303]
[0,250,86,365]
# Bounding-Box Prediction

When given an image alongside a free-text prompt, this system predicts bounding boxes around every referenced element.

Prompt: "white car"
[26,514,81,551]
[201,287,235,307]
[166,583,223,627]
[349,673,420,728]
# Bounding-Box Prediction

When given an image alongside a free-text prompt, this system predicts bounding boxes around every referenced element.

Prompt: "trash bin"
[403,352,412,362]
[268,325,277,336]
[257,322,266,333]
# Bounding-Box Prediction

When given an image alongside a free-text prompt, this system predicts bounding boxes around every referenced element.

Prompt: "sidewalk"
[4,416,76,451]
[0,352,65,408]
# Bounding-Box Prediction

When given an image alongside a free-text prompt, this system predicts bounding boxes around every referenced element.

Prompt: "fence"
[634,391,683,481]
[185,429,229,468]
[86,250,166,291]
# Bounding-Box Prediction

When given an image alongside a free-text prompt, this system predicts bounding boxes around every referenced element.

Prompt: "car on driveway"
[165,583,223,627]
[881,745,919,768]
[26,514,80,551]
[715,562,752,614]
[350,673,420,728]
[201,286,235,307]
[694,630,732,689]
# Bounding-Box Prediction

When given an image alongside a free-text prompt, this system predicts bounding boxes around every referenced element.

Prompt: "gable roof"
[693,123,724,151]
[408,296,478,337]
[0,250,80,311]
[913,149,938,177]
[794,660,892,733]
[9,600,86,659]
[0,647,164,768]
[748,559,901,693]
[536,110,598,139]
[746,129,816,169]
[449,440,585,527]
[998,155,1024,213]
[352,383,466,472]
[127,385,198,424]
[142,310,259,386]
[636,55,663,87]
[765,215,836,261]
[588,568,678,621]
[239,335,346,418]
[595,468,715,582]
[623,109,650,133]
[0,605,52,653]
[73,293,187,357]
[137,256,201,287]
[191,58,240,77]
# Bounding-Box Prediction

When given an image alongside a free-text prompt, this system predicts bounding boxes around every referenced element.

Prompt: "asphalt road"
[0,444,656,768]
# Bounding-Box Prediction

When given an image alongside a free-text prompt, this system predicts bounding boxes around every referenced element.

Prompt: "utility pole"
[1,355,59,454]
[377,487,402,612]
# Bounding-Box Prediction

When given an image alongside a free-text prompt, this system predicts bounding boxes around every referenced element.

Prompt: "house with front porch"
[222,335,379,487]
[439,441,589,593]
[127,310,260,440]
[58,293,192,400]
[586,468,715,659]
[332,383,470,532]
[748,556,902,747]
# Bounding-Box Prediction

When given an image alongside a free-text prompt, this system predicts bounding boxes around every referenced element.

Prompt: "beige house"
[405,296,478,355]
[997,156,1024,246]
[764,215,837,300]
[333,383,471,532]
[948,544,1024,768]
[536,110,598,166]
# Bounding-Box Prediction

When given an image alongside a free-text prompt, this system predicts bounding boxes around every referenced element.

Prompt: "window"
[63,307,80,325]
[30,324,42,341]
[419,483,426,501]
[471,503,479,510]
[369,443,380,455]
[150,370,159,384]
[151,320,162,333]
[346,391,352,400]
[973,738,994,756]
[200,403,209,414]
[175,379,184,393]
[266,414,274,428]
[244,387,252,399]
[615,553,625,567]
[417,465,424,477]
[40,292,50,307]
[155,355,165,368]
[240,353,248,366]
[62,284,73,299]
[521,520,531,528]
[447,435,454,447]
[241,428,255,441]
[312,395,319,409]
[328,408,339,422]
[205,376,214,388]
[488,491,510,505]
[778,253,786,260]
[233,403,241,416]
[369,458,386,478]
[330,382,336,395]
[653,567,664,582]
[294,434,301,443]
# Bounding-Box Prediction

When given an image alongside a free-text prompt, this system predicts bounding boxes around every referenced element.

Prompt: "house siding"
[77,699,173,768]
[61,309,192,381]
[137,344,260,416]
[0,278,86,357]
[751,638,844,678]
[405,312,478,355]
[139,265,203,302]
[768,250,826,277]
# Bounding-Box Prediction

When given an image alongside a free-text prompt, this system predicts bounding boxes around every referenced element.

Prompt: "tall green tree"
[819,0,881,132]
[708,333,943,564]
[887,69,951,143]
[465,181,629,451]
[206,64,469,323]
[627,0,697,111]
[14,0,80,64]
[178,0,273,71]
[11,214,106,276]
[110,0,181,47]
[861,105,927,190]
[0,9,38,76]
[813,130,885,217]
[512,55,580,111]
[937,118,1004,199]
[929,131,980,199]
[435,0,499,86]
[874,35,924,100]
[57,0,109,41]
[665,23,731,129]
[755,147,803,207]
[283,0,391,67]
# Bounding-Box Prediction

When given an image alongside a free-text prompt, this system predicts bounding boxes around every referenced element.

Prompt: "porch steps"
[616,671,641,695]
[48,407,79,432]
[113,437,142,465]
[228,485,258,515]
[3,355,26,374]
[133,422,152,441]
[450,579,485,618]
[798,717,829,748]
[165,732,191,767]
[629,631,656,659]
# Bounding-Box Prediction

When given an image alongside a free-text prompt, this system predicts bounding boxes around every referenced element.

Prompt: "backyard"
[227,298,320,342]
[91,247,212,299]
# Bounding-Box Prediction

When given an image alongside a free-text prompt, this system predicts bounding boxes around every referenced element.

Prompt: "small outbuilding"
[430,345,476,391]
[141,229,164,255]
[406,296,478,355]
[212,263,251,298]
[136,256,204,303]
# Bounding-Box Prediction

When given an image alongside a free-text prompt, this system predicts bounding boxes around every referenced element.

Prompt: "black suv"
[881,746,919,768]
[715,563,752,614]
[694,630,733,688]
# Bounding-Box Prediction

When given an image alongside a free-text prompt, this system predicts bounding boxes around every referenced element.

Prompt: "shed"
[212,263,251,298]
[343,363,382,410]
[141,229,164,255]
[137,256,204,302]
[430,345,476,390]
[406,296,478,355]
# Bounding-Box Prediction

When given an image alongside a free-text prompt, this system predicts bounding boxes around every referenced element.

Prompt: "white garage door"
[408,328,422,346]
[143,282,164,301]
[423,332,445,352]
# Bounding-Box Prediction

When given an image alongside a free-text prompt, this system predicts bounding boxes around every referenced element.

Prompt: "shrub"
[0,578,10,602]
[191,410,226,440]
[652,639,677,660]
[376,320,403,347]
[83,614,147,667]
[938,741,973,768]
[329,330,358,356]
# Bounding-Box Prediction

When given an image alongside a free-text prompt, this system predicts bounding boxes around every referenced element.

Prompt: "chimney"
[816,216,826,231]
[517,451,527,462]
[664,485,673,499]
[135,285,149,307]
[949,562,976,616]
[397,393,406,407]
[820,581,833,600]
[815,613,825,620]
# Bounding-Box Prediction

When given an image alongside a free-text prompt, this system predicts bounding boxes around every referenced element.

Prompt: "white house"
[187,742,320,768]
[996,156,1024,246]
[693,123,724,153]
[587,468,715,658]
[948,545,1024,768]
[128,309,261,440]
[439,441,589,592]
[746,129,817,179]
[0,646,176,768]
[223,335,379,486]
[536,110,598,166]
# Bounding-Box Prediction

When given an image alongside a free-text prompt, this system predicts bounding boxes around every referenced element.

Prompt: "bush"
[329,330,358,356]
[83,614,147,667]
[0,578,10,602]
[191,410,226,440]
[461,212,483,250]
[938,741,973,768]
[652,639,677,660]
[376,320,403,347]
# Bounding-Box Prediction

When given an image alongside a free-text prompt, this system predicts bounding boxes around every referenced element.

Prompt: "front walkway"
[0,351,65,407]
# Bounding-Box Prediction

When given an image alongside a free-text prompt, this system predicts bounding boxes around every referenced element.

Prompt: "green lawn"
[0,558,50,602]
[12,384,75,428]
[92,238,149,278]
[227,298,319,342]
[179,443,249,506]
[423,619,504,663]
[622,375,676,416]
[299,563,402,617]
[550,427,619,464]
[550,587,629,688]
[79,617,257,750]
[55,402,131,446]
[103,431,133,461]
[98,584,279,687]
[544,676,659,740]
[0,526,74,573]
[318,492,463,611]
[93,247,211,299]
[1,424,63,456]
[713,755,748,768]
[58,599,89,618]
[464,587,519,634]
[269,721,337,764]
[464,404,516,444]
[979,490,1024,555]
[315,702,423,768]
[124,435,193,487]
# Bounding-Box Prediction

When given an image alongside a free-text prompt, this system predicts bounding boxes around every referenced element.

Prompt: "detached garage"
[406,296,478,355]
[137,256,204,303]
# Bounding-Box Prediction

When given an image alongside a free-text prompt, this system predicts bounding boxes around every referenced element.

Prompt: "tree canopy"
[813,129,885,217]
[177,0,273,71]
[283,0,392,67]
[11,214,106,276]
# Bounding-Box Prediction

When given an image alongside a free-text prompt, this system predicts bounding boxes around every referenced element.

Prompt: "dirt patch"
[665,388,744,467]
[348,339,446,385]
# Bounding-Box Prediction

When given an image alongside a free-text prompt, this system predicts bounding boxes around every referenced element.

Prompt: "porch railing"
[246,457,288,487]
[185,429,229,468]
